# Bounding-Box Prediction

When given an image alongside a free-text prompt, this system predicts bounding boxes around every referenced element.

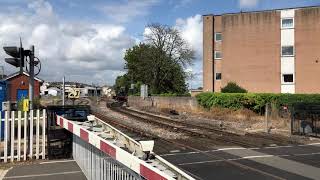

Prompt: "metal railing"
[291,103,320,137]
[57,115,195,180]
[73,134,142,180]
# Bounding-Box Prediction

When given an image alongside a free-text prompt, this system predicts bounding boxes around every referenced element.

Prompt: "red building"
[3,72,43,102]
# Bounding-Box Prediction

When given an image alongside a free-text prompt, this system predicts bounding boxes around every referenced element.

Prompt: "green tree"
[114,74,130,95]
[120,44,187,94]
[114,23,194,95]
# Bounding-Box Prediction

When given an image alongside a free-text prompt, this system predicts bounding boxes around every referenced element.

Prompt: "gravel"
[95,103,188,140]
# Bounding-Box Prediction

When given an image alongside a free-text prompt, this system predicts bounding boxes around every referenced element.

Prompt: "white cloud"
[239,0,259,8]
[175,15,203,88]
[0,0,136,85]
[175,14,202,58]
[99,0,159,23]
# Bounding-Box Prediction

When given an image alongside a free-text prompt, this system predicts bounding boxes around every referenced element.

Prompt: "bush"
[196,92,320,114]
[221,82,247,93]
[156,92,191,97]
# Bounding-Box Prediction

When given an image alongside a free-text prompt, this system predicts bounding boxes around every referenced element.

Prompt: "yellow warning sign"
[23,99,29,112]
[68,88,80,99]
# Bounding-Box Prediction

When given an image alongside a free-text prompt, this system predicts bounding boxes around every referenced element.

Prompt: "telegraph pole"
[29,45,35,110]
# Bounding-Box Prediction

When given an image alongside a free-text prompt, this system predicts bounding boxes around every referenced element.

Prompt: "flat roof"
[203,5,320,17]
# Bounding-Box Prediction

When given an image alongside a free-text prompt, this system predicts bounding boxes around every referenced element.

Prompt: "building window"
[281,18,294,29]
[281,46,294,56]
[214,51,222,59]
[282,74,294,83]
[215,32,222,42]
[216,73,222,80]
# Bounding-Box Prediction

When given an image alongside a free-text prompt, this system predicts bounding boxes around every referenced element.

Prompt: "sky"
[0,0,319,88]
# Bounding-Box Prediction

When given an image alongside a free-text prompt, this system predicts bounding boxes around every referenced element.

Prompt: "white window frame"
[214,51,222,60]
[281,73,294,84]
[281,18,294,29]
[215,32,222,42]
[215,73,222,80]
[281,46,294,57]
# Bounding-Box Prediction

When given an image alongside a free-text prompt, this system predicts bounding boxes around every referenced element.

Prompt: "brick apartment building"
[203,6,320,94]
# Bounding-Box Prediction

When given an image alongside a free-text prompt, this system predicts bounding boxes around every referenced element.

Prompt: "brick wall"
[221,11,281,93]
[203,15,214,92]
[7,74,41,101]
[295,7,320,93]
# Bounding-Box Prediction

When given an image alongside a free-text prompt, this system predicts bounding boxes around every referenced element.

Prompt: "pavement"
[2,160,86,180]
[159,142,320,180]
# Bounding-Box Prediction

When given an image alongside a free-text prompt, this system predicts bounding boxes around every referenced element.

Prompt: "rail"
[57,114,195,180]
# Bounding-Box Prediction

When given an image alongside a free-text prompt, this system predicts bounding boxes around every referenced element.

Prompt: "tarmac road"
[3,160,86,180]
[159,142,320,180]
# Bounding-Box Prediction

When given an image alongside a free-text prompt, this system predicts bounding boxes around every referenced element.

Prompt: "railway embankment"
[127,96,291,136]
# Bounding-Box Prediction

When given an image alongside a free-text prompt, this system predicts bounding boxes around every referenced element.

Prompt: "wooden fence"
[0,109,46,162]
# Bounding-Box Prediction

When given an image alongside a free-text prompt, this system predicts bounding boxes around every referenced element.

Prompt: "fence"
[0,109,46,162]
[291,103,320,137]
[73,135,142,180]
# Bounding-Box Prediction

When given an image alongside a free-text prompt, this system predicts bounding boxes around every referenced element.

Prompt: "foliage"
[33,97,41,109]
[196,92,320,114]
[144,23,195,67]
[221,82,247,93]
[17,98,24,111]
[114,23,195,95]
[156,92,191,97]
[114,74,131,95]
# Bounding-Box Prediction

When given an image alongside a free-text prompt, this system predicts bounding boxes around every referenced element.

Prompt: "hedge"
[195,92,320,113]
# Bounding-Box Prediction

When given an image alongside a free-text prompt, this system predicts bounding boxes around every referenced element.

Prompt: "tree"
[144,23,194,94]
[114,74,130,95]
[114,23,195,95]
[144,23,195,67]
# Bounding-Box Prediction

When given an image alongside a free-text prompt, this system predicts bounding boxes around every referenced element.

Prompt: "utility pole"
[29,45,35,110]
[62,76,65,106]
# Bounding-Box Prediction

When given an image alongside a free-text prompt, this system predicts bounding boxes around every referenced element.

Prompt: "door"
[17,89,28,102]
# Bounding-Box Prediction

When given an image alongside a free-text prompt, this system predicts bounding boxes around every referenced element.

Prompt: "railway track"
[91,107,286,180]
[118,107,296,146]
[108,106,279,148]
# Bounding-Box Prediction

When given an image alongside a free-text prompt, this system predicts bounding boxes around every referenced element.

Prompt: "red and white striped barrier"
[57,115,193,180]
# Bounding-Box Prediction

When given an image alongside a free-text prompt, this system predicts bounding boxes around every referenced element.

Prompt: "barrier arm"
[57,115,195,180]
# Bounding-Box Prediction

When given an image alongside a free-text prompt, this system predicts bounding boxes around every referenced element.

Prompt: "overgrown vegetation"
[114,23,195,96]
[221,82,247,93]
[196,92,320,114]
[155,92,191,97]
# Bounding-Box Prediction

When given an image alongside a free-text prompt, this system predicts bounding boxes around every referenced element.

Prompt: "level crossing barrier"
[57,114,195,180]
[0,109,46,162]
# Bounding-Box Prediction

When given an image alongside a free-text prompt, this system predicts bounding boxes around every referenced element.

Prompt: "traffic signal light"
[3,46,24,68]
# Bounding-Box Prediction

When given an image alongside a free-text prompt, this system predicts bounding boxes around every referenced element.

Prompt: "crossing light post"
[3,40,40,110]
[3,46,24,74]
